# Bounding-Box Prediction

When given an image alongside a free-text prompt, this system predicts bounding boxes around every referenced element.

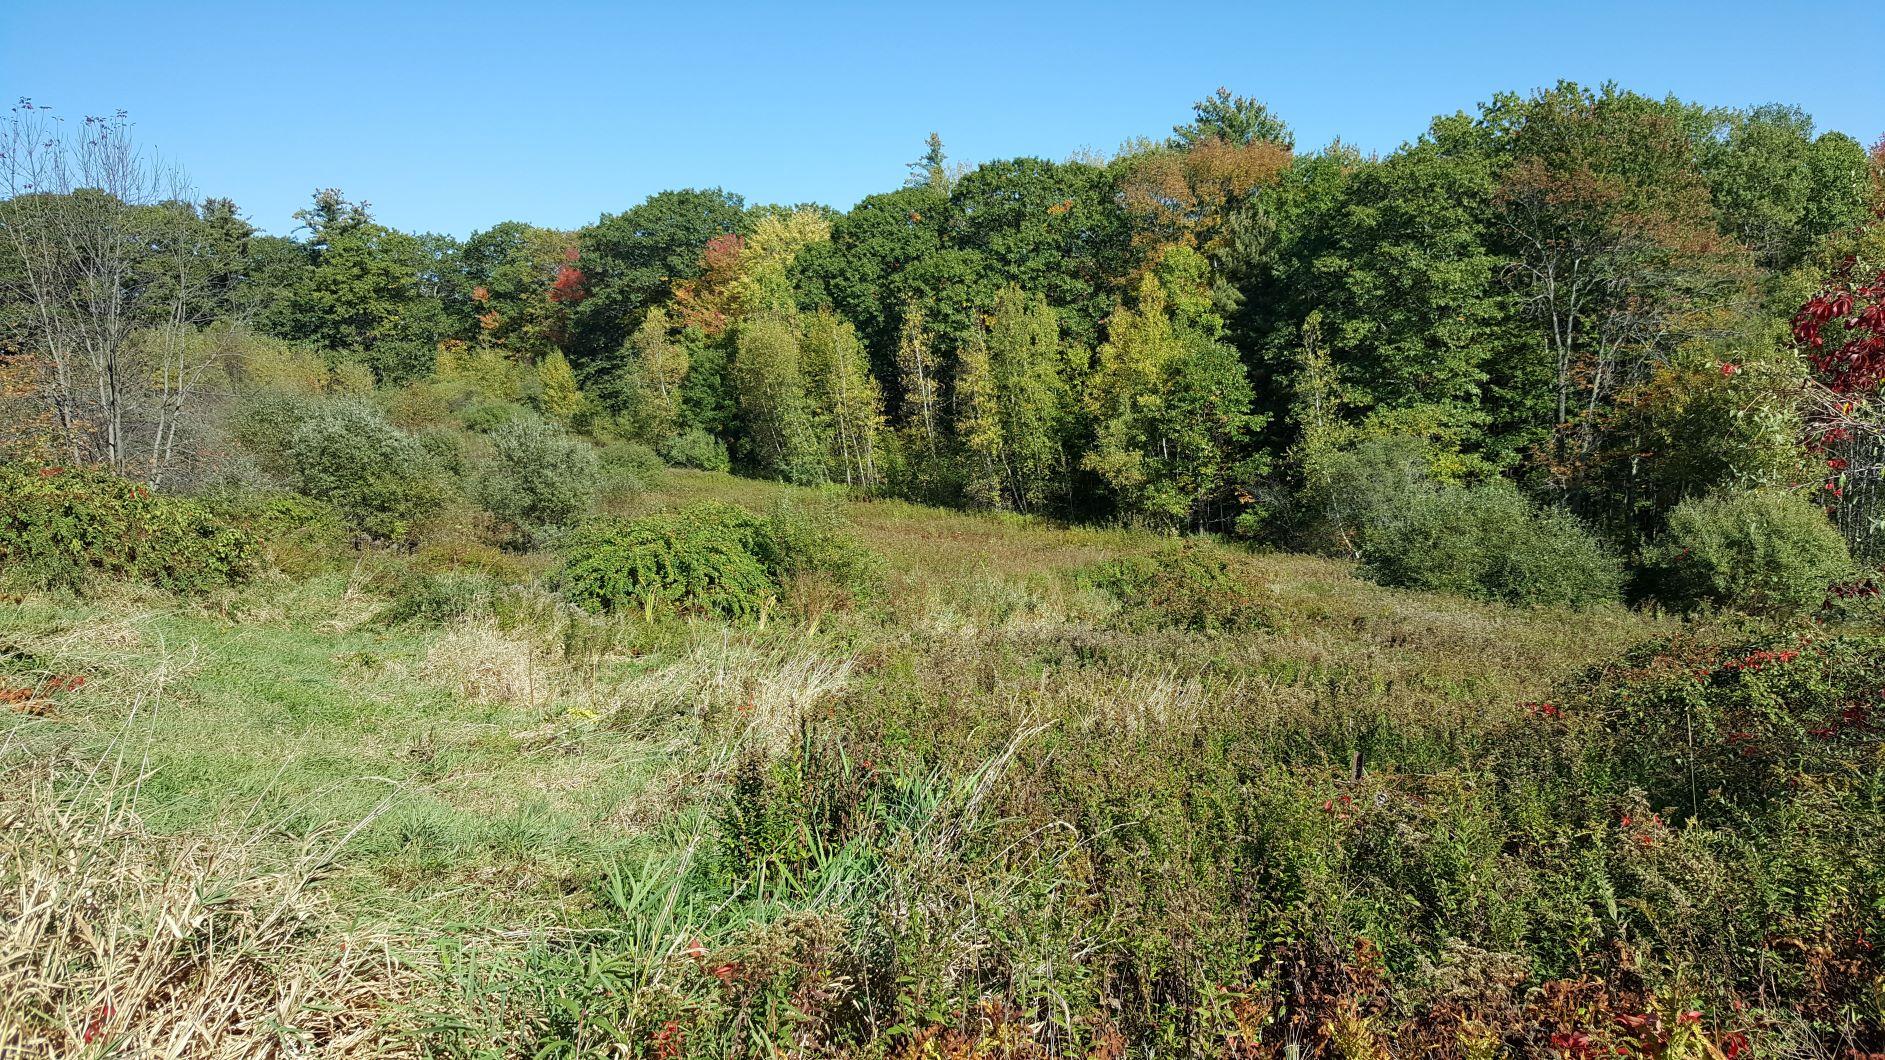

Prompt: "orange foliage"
[1117,137,1291,260]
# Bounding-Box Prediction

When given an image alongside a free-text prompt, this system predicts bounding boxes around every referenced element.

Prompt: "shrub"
[461,400,531,434]
[474,418,600,540]
[0,463,256,593]
[1082,541,1268,631]
[557,503,778,619]
[556,501,879,620]
[1364,482,1622,608]
[283,399,453,542]
[227,389,318,484]
[378,570,497,626]
[659,429,731,473]
[1297,436,1435,555]
[596,440,665,493]
[759,500,883,605]
[1646,488,1851,615]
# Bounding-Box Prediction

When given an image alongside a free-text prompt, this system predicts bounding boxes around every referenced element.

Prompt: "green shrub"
[659,429,731,473]
[474,417,600,540]
[1297,436,1435,555]
[1082,541,1268,631]
[461,400,531,434]
[1647,488,1851,615]
[759,500,883,605]
[1363,482,1622,608]
[0,463,256,593]
[556,501,879,620]
[227,389,318,484]
[283,399,453,542]
[557,503,777,619]
[596,440,664,493]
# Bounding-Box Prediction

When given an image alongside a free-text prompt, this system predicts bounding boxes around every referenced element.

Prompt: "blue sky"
[4,1,1880,238]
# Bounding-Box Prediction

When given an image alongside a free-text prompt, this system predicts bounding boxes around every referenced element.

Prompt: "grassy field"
[9,470,1883,1058]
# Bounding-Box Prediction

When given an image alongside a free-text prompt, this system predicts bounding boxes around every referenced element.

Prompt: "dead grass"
[0,739,409,1059]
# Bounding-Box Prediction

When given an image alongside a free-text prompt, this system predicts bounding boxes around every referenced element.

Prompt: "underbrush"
[0,463,256,594]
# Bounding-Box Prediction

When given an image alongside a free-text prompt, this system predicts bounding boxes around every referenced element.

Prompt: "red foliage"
[548,262,587,304]
[1792,262,1885,395]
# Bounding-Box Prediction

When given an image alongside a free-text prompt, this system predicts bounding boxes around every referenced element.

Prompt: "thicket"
[0,463,255,592]
[555,501,879,620]
[1646,488,1854,615]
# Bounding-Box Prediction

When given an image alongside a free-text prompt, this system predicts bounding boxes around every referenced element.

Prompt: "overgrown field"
[5,471,1884,1058]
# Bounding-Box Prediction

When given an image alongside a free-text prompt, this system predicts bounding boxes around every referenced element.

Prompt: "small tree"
[284,400,449,541]
[476,417,600,540]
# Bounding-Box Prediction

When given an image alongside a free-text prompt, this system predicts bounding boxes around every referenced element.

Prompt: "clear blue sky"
[4,1,1880,239]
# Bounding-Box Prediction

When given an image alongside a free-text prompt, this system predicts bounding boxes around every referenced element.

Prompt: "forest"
[2,82,1885,1058]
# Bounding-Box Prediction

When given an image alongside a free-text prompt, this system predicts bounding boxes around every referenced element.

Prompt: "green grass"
[26,468,1809,1057]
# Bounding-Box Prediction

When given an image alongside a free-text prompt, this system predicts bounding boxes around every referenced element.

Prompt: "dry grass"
[0,739,406,1059]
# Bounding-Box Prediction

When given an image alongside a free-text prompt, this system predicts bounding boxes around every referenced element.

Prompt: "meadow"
[6,466,1881,1058]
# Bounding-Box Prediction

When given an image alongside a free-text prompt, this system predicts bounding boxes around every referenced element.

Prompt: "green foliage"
[474,418,600,539]
[377,569,497,626]
[1363,481,1623,607]
[1082,541,1269,631]
[1647,489,1852,615]
[658,429,731,472]
[0,463,255,592]
[594,440,664,493]
[556,500,879,620]
[1296,435,1436,555]
[532,349,584,424]
[731,317,825,485]
[1084,262,1266,530]
[282,399,453,541]
[459,400,531,434]
[555,503,779,620]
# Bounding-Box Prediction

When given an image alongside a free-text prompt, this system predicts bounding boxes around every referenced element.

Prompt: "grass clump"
[1081,540,1270,631]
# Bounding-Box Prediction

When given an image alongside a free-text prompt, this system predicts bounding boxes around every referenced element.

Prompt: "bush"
[0,463,256,593]
[1646,488,1851,616]
[1297,437,1435,555]
[557,503,778,619]
[556,501,879,620]
[596,440,665,493]
[1082,541,1269,631]
[474,418,600,540]
[283,400,453,542]
[1363,482,1622,608]
[659,429,731,473]
[227,390,318,484]
[378,570,497,626]
[461,400,531,434]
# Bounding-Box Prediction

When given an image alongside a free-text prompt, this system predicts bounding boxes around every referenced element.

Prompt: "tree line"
[3,85,1883,556]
